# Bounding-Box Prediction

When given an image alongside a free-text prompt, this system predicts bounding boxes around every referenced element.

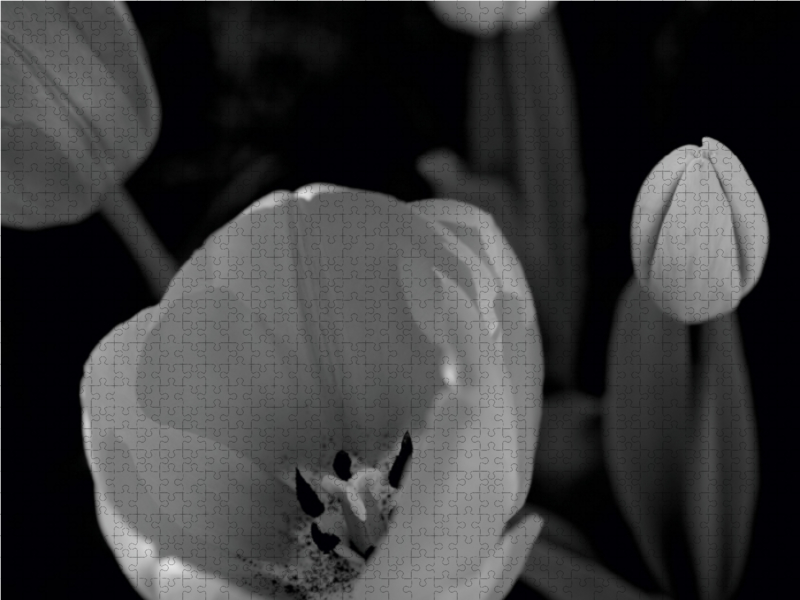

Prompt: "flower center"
[251,433,413,600]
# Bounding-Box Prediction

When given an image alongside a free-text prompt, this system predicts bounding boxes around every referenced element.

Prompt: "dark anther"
[311,523,341,553]
[295,468,325,518]
[333,450,353,481]
[388,431,413,489]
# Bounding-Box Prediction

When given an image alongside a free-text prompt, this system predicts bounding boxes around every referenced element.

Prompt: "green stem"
[100,188,178,298]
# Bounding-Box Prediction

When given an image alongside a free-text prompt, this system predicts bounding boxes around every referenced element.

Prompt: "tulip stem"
[100,188,178,299]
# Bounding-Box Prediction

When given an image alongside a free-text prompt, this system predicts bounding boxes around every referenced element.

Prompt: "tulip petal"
[632,145,699,285]
[604,277,690,592]
[82,307,305,598]
[703,137,769,297]
[426,1,550,38]
[349,200,542,600]
[651,156,741,322]
[683,311,758,600]
[457,510,544,600]
[411,199,542,508]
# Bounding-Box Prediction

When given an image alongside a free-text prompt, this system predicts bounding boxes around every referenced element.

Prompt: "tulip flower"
[426,1,553,38]
[81,185,544,600]
[2,1,176,295]
[631,137,769,323]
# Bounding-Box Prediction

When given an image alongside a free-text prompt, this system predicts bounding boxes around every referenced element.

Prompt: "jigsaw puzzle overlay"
[3,2,774,600]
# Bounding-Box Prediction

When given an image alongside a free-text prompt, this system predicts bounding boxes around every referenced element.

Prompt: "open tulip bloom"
[81,185,544,600]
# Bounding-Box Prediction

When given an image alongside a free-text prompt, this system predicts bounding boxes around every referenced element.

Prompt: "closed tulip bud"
[631,137,769,323]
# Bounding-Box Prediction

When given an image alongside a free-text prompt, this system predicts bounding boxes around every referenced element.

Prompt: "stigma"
[262,434,413,599]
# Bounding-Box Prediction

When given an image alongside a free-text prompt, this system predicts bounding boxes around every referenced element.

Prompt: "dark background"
[4,3,798,598]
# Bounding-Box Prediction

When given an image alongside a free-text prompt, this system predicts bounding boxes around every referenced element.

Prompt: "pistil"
[268,433,413,598]
[322,468,385,558]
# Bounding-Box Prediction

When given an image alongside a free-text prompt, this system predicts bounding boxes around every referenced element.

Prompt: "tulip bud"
[425,1,551,38]
[631,137,769,323]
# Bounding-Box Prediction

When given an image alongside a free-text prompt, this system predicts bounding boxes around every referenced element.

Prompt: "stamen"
[321,474,367,521]
[295,468,325,518]
[310,523,341,553]
[333,542,366,568]
[347,471,374,522]
[333,450,353,481]
[339,469,386,555]
[388,431,413,489]
[321,475,348,495]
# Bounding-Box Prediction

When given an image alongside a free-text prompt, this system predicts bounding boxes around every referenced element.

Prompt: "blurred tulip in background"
[2,1,176,295]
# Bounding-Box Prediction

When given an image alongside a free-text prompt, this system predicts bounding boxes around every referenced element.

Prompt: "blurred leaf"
[683,312,758,600]
[603,278,691,593]
[604,278,759,600]
[523,536,670,600]
[532,391,604,501]
[531,505,599,562]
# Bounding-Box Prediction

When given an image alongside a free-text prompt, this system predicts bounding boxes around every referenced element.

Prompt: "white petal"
[81,307,303,598]
[351,386,537,599]
[459,511,544,600]
[157,556,290,600]
[632,145,699,285]
[704,137,769,296]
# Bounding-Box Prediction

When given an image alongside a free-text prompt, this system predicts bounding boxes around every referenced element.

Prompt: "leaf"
[523,536,671,600]
[683,311,758,600]
[604,277,691,593]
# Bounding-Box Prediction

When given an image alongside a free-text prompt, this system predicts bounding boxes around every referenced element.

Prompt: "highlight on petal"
[476,510,545,600]
[81,187,542,600]
[156,557,265,600]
